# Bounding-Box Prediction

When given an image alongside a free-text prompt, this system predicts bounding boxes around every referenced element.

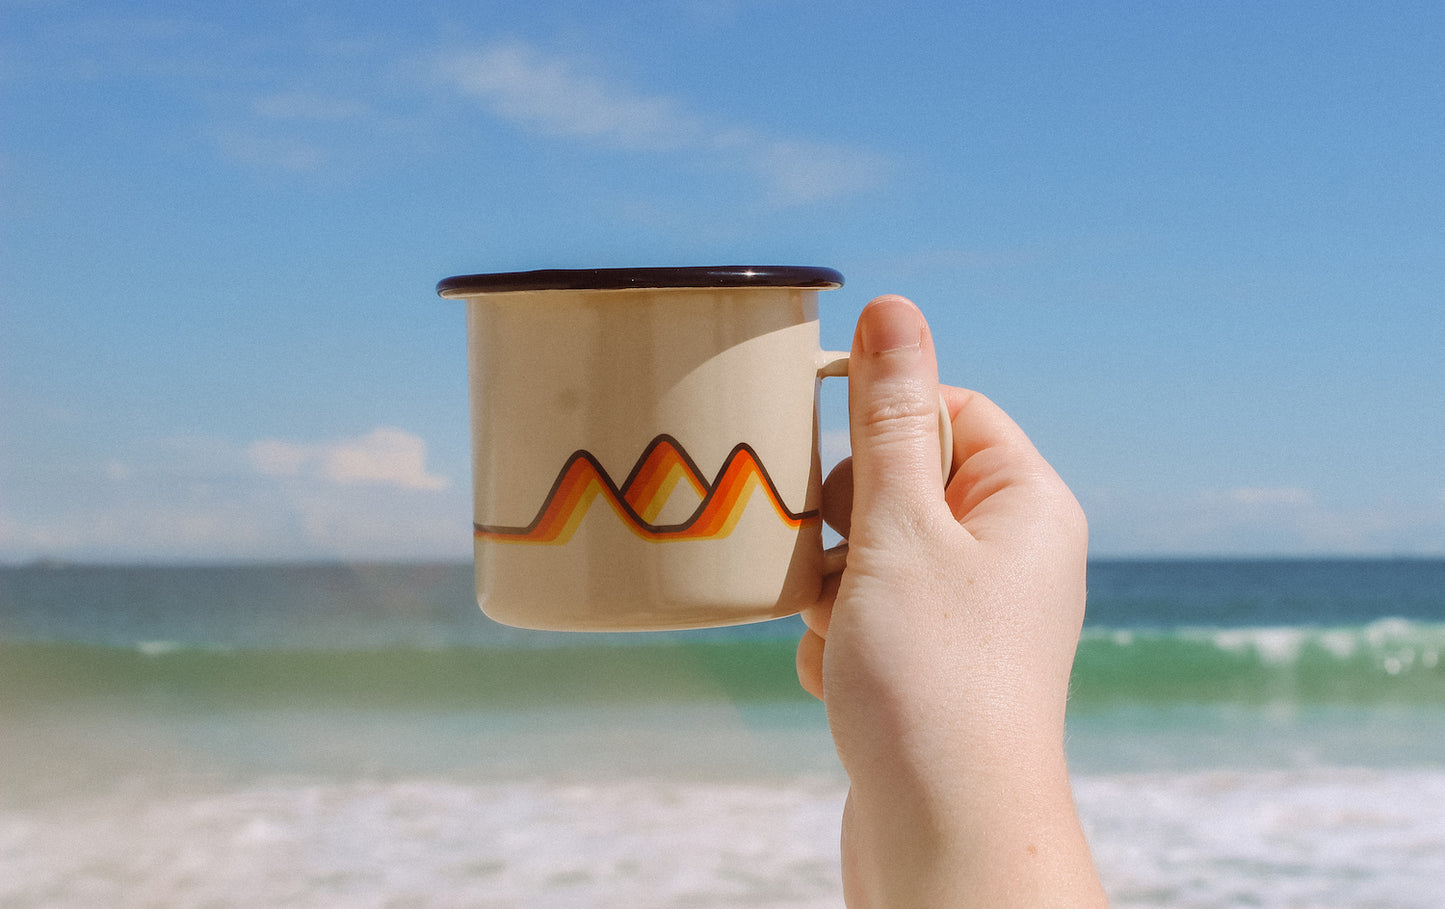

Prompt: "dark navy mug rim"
[437,266,844,297]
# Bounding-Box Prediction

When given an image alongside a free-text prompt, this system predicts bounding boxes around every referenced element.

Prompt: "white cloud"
[247,439,310,477]
[438,41,705,151]
[103,460,132,482]
[0,428,465,562]
[742,137,886,206]
[1081,484,1445,557]
[0,482,468,563]
[1226,486,1315,507]
[210,126,332,173]
[435,40,883,204]
[250,91,374,122]
[248,427,448,491]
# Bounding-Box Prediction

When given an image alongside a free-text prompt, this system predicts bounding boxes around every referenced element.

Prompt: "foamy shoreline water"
[4,561,1443,906]
[5,766,1445,908]
[6,700,1445,908]
[1,774,849,909]
[1080,767,1445,908]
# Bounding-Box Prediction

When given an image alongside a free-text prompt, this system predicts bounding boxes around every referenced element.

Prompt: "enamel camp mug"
[438,266,950,632]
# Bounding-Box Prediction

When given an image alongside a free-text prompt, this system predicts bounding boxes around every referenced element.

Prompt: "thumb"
[846,295,949,545]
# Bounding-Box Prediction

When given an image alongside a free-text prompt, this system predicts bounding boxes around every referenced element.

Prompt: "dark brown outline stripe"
[475,434,818,540]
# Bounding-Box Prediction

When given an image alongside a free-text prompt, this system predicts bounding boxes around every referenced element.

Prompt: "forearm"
[841,745,1108,908]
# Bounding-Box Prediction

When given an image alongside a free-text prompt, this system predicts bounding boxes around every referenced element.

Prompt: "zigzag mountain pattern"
[475,434,818,545]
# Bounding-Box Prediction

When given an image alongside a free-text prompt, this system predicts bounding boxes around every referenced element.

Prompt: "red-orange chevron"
[621,436,709,523]
[475,435,818,545]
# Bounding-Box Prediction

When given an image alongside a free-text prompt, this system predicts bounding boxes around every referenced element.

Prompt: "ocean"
[2,559,1443,907]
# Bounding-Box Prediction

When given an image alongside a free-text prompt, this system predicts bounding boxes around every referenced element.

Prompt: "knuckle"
[857,378,936,434]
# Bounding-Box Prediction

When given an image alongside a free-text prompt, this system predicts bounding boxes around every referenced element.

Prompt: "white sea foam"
[5,766,1445,908]
[136,640,182,656]
[1201,625,1310,665]
[1092,620,1445,680]
[1077,767,1445,909]
[1318,628,1358,659]
[0,776,849,909]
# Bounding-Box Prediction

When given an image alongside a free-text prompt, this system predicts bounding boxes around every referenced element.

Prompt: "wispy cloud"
[1081,484,1445,556]
[249,90,377,122]
[209,126,332,173]
[1226,486,1315,507]
[13,12,882,199]
[437,42,706,151]
[0,428,462,562]
[741,137,887,206]
[248,427,448,491]
[435,40,885,204]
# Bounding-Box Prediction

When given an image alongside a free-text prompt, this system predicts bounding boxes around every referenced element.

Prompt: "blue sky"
[2,0,1442,561]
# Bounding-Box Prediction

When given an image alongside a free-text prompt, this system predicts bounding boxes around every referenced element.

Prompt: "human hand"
[796,296,1107,907]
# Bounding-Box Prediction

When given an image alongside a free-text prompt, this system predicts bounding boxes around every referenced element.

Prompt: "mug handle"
[816,351,955,574]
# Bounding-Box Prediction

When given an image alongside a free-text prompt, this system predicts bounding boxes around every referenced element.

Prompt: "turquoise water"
[3,617,1443,710]
[3,560,1444,906]
[4,559,1442,714]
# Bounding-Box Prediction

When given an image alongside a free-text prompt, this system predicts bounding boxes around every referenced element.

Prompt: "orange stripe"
[474,437,818,545]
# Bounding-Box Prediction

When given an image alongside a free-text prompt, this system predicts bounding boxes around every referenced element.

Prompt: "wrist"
[842,742,1101,908]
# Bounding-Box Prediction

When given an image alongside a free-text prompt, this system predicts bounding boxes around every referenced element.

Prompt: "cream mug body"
[439,267,845,631]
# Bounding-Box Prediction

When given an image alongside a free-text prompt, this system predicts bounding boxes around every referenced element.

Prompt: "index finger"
[941,385,1042,468]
